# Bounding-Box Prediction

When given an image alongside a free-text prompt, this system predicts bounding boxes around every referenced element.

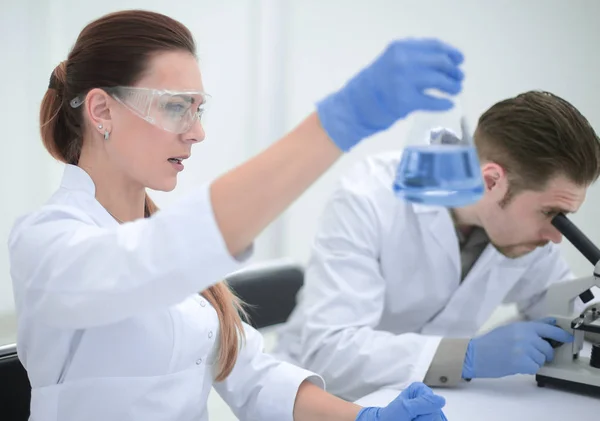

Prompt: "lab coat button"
[208,331,213,339]
[196,359,202,365]
[439,376,448,384]
[199,300,206,307]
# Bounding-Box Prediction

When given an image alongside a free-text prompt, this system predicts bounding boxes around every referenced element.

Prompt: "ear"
[481,162,508,197]
[85,88,113,136]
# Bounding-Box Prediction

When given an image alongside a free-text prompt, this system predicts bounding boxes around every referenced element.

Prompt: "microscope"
[535,213,600,394]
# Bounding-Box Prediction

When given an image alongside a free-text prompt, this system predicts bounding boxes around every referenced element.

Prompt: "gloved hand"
[317,38,464,152]
[356,382,448,421]
[462,317,574,379]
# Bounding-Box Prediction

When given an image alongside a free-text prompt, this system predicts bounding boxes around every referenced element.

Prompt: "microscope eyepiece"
[551,213,599,304]
[552,213,600,266]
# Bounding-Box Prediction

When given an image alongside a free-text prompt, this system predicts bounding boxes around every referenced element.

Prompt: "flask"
[393,97,484,207]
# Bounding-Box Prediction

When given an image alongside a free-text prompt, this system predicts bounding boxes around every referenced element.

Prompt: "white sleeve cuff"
[255,362,325,421]
[409,336,443,384]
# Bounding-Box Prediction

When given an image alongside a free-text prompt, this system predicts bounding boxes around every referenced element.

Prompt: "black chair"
[226,261,304,329]
[0,261,303,420]
[0,343,31,421]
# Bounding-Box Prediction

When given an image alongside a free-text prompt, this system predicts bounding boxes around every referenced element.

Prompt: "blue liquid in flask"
[393,144,484,207]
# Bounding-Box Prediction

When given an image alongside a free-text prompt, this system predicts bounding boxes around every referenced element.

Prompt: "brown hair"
[39,10,245,381]
[474,90,600,201]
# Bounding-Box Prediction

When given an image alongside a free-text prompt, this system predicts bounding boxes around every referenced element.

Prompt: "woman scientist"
[9,9,463,421]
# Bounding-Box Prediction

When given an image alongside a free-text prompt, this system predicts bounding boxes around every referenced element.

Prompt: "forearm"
[293,380,361,421]
[210,112,342,256]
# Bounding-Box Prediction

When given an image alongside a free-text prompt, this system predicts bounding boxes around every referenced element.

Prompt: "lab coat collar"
[59,164,121,227]
[411,203,461,278]
[60,164,96,195]
[411,203,443,214]
[412,203,532,274]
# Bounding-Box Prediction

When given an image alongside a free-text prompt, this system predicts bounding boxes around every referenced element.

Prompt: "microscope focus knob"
[543,338,564,348]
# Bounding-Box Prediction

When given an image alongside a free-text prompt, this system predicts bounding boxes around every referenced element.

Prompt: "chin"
[496,245,537,259]
[148,178,178,192]
[503,250,529,259]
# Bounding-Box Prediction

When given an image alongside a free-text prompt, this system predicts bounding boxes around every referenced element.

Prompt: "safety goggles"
[70,86,210,134]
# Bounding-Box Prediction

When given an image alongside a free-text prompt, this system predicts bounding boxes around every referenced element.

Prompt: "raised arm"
[211,38,465,256]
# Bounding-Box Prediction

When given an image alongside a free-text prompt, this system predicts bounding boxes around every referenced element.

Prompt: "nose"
[181,120,205,144]
[542,225,563,244]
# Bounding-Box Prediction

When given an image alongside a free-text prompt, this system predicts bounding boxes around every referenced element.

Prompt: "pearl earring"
[98,124,103,129]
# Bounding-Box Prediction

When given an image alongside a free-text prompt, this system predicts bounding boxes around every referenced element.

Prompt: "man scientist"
[273,90,600,401]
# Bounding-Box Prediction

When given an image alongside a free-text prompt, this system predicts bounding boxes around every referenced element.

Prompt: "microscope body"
[535,267,600,394]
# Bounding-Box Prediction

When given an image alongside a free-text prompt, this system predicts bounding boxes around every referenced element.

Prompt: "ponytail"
[144,193,247,381]
[39,61,83,164]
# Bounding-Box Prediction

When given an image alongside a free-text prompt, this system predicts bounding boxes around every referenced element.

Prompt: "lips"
[168,155,189,172]
[167,154,190,164]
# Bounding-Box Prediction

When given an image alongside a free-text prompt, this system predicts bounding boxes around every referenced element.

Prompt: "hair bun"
[48,60,67,90]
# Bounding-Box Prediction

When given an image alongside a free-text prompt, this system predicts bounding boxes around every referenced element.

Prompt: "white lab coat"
[9,164,322,421]
[273,151,578,402]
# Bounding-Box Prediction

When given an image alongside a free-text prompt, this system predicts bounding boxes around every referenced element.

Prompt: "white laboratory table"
[355,375,599,420]
[356,343,600,420]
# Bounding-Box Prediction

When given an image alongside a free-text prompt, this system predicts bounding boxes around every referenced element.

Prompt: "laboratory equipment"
[535,213,600,395]
[393,99,485,207]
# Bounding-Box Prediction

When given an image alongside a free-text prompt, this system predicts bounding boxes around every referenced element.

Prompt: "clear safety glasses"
[70,86,210,134]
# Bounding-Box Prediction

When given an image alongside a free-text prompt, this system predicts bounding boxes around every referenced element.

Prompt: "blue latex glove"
[317,38,465,152]
[356,382,448,421]
[462,317,574,379]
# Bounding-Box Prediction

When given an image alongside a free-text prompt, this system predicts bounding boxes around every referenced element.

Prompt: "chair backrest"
[0,343,31,421]
[226,261,304,329]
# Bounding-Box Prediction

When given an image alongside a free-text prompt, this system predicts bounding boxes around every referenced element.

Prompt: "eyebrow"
[171,94,196,104]
[544,207,575,215]
[177,95,208,106]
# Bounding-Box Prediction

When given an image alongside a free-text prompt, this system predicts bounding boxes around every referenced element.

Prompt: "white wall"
[1,0,600,324]
[0,1,54,318]
[281,0,600,278]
